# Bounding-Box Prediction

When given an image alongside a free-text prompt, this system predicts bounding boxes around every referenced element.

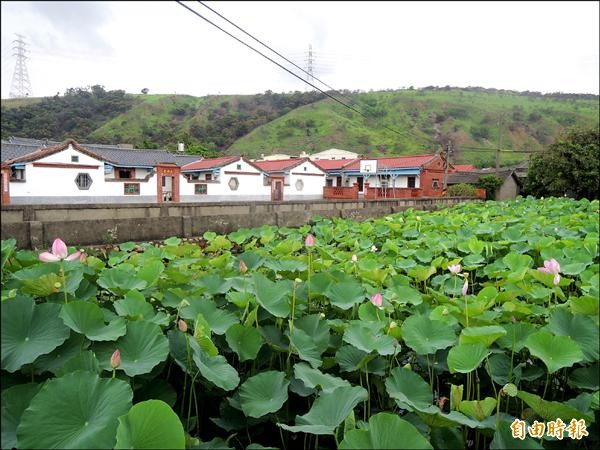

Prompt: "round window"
[295,179,304,191]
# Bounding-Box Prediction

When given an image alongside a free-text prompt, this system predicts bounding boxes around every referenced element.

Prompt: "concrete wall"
[496,176,519,200]
[1,197,481,249]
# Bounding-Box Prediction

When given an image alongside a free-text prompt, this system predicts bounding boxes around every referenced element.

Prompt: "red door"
[271,179,283,201]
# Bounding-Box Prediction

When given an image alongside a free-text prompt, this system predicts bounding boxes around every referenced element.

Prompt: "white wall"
[286,160,325,199]
[325,174,421,191]
[105,166,153,180]
[310,148,359,160]
[180,157,271,202]
[10,144,158,202]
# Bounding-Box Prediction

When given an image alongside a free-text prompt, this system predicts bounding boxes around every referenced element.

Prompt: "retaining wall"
[1,197,480,249]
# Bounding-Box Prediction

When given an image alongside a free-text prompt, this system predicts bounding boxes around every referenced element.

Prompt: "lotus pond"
[1,197,599,449]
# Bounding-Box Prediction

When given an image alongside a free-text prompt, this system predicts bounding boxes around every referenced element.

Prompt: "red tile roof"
[342,154,437,171]
[312,159,358,171]
[181,156,239,171]
[453,164,477,172]
[253,158,306,172]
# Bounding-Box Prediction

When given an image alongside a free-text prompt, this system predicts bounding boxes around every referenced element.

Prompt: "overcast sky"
[1,1,598,99]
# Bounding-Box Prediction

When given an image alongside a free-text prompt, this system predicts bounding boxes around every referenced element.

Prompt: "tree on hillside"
[526,127,599,200]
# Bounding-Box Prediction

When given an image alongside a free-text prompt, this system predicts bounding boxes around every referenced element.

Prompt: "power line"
[195,1,356,105]
[459,145,542,154]
[180,1,407,138]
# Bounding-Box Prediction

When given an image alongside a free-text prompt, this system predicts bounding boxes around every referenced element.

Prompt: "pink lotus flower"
[538,258,561,285]
[239,259,248,274]
[351,254,358,263]
[448,264,461,274]
[462,278,469,296]
[371,293,383,308]
[39,238,81,262]
[178,319,188,333]
[305,234,314,248]
[110,349,121,369]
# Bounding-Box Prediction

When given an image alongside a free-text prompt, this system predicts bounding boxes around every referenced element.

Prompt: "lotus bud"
[351,254,358,263]
[371,245,377,252]
[462,279,469,296]
[370,293,383,308]
[110,349,121,369]
[448,264,461,274]
[305,233,314,248]
[178,319,188,333]
[239,259,248,274]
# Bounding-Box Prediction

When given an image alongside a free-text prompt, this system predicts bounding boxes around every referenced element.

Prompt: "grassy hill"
[1,87,324,154]
[2,86,598,167]
[227,88,599,167]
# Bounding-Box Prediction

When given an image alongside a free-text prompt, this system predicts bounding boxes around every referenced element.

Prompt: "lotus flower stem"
[307,250,312,313]
[60,262,68,304]
[191,381,201,435]
[274,413,287,450]
[365,366,371,418]
[542,372,550,399]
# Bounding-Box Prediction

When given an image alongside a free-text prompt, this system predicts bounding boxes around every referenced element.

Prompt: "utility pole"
[496,115,502,173]
[304,44,314,90]
[443,140,452,190]
[9,34,32,98]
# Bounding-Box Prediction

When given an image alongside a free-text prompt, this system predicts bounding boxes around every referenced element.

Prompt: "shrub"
[476,174,503,200]
[447,183,477,197]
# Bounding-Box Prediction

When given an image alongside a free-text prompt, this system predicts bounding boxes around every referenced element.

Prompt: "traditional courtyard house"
[253,158,326,201]
[1,138,199,204]
[316,154,449,199]
[447,169,522,200]
[309,148,360,160]
[180,156,271,202]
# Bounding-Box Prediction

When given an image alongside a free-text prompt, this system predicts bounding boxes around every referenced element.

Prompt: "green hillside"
[228,88,599,167]
[1,87,324,154]
[2,86,598,167]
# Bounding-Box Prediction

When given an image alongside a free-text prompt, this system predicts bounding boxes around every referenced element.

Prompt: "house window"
[407,176,416,188]
[118,169,133,179]
[195,183,207,195]
[432,178,440,189]
[75,173,92,190]
[124,183,140,195]
[71,155,79,163]
[205,173,212,181]
[10,167,25,181]
[304,166,307,171]
[326,179,333,187]
[295,179,304,191]
[228,177,239,191]
[237,164,242,170]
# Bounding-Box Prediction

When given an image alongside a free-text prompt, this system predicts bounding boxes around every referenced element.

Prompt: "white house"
[1,138,199,204]
[180,156,271,202]
[309,148,360,161]
[253,158,326,201]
